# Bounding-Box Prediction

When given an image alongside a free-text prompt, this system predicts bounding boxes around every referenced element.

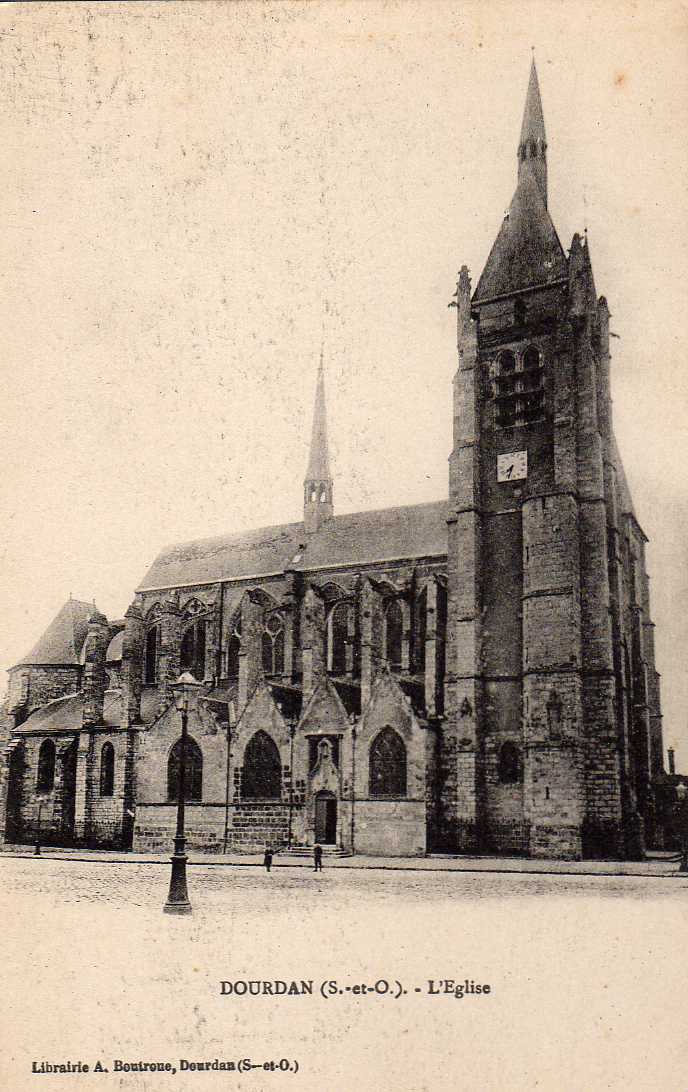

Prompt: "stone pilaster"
[73,731,95,843]
[576,307,624,857]
[82,612,110,729]
[157,594,182,707]
[122,728,138,849]
[360,578,383,708]
[122,601,145,727]
[424,579,438,716]
[445,265,482,852]
[521,314,585,859]
[238,592,265,709]
[300,583,326,700]
[281,569,302,682]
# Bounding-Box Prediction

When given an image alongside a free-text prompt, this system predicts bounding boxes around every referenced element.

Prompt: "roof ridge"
[137,496,450,592]
[151,498,448,555]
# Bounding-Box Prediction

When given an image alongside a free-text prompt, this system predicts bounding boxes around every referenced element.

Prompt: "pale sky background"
[2,1,687,764]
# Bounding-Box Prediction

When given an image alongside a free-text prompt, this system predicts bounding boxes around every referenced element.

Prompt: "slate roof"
[612,434,635,517]
[611,434,645,536]
[14,599,96,669]
[474,58,566,302]
[106,631,124,662]
[15,687,165,735]
[473,169,567,302]
[138,499,449,592]
[331,679,360,718]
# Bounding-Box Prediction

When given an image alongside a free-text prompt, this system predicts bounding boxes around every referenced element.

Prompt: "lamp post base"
[163,852,192,914]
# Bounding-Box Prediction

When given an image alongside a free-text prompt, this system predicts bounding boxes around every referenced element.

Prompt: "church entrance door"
[314,791,337,845]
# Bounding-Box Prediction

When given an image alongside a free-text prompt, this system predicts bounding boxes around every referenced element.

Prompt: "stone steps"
[277,846,352,859]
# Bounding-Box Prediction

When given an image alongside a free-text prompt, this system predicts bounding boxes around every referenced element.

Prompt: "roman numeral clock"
[496,450,528,482]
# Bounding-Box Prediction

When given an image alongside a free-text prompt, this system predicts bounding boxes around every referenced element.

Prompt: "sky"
[2,0,687,763]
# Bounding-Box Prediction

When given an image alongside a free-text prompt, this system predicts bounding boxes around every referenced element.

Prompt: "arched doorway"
[314,790,337,845]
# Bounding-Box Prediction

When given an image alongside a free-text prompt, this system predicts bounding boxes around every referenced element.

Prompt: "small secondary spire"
[303,349,333,534]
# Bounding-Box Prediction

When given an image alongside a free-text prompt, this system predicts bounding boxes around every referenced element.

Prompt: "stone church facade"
[0,63,667,860]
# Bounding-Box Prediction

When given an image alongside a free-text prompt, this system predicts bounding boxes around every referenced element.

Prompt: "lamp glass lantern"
[172,670,204,714]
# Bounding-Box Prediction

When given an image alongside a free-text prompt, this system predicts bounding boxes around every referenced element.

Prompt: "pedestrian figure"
[264,845,273,873]
[313,843,323,872]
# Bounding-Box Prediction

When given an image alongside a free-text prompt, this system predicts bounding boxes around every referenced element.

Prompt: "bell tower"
[444,59,652,859]
[303,353,334,535]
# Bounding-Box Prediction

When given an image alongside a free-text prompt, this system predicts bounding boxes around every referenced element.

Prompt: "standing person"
[313,843,323,872]
[263,845,273,873]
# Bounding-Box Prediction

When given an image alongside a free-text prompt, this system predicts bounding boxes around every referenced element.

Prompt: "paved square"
[0,857,685,1091]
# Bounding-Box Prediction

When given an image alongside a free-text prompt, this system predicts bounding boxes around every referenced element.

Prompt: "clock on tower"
[496,450,528,482]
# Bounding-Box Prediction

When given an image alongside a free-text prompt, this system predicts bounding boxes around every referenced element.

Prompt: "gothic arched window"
[242,731,281,800]
[144,625,159,685]
[498,741,521,784]
[167,736,203,802]
[100,742,115,797]
[180,619,206,680]
[226,614,242,679]
[262,612,285,676]
[36,739,56,793]
[327,601,349,676]
[369,727,407,797]
[384,599,403,672]
[523,346,540,370]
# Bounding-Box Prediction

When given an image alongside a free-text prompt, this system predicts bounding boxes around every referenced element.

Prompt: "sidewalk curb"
[0,851,683,880]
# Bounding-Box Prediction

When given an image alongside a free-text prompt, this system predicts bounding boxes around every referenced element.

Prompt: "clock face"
[497,450,527,482]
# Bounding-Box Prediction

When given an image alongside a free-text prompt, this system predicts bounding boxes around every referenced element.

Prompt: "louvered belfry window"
[492,346,545,429]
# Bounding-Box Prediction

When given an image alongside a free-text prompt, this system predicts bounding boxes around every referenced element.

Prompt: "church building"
[0,63,666,860]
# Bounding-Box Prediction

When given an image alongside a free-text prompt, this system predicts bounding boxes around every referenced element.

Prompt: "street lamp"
[675,782,688,873]
[163,671,204,915]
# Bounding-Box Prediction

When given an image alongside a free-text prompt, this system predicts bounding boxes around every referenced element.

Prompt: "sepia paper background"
[0,2,686,1089]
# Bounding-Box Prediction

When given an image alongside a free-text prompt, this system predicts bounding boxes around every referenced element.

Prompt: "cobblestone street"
[0,854,685,910]
[1,856,685,1091]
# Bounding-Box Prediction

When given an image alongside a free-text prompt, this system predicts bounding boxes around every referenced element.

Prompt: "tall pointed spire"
[474,57,564,302]
[517,58,547,205]
[303,349,333,534]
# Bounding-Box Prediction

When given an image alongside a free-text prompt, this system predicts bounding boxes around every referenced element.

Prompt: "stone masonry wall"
[12,666,82,717]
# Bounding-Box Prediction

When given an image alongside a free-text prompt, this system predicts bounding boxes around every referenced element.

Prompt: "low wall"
[133,802,292,853]
[133,804,226,853]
